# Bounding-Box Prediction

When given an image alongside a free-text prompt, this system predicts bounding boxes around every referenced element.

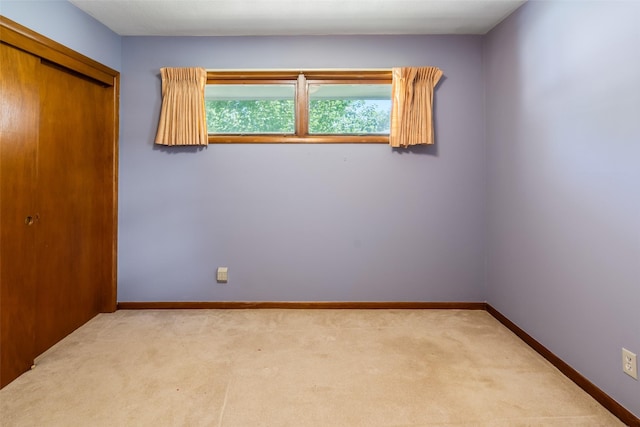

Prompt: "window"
[206,70,392,143]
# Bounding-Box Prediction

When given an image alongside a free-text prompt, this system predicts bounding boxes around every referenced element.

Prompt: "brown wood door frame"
[0,16,119,313]
[0,16,119,388]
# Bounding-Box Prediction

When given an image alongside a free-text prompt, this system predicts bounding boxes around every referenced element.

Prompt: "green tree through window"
[206,99,390,134]
[309,100,389,134]
[206,100,295,134]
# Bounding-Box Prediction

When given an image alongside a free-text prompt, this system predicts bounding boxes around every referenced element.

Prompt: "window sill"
[208,135,389,144]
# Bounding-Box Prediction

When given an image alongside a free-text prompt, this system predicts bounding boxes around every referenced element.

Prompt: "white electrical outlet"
[217,267,228,283]
[622,348,637,380]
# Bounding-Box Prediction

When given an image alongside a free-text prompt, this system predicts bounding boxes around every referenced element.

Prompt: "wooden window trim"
[296,73,308,136]
[206,70,392,144]
[206,70,391,81]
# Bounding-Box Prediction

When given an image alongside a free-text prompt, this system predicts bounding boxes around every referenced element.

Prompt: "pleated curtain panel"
[155,67,208,146]
[389,66,443,148]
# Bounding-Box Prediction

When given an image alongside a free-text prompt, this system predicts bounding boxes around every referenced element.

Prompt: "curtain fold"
[155,67,208,146]
[389,66,443,148]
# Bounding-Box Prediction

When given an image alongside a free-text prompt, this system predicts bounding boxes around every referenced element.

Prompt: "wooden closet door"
[0,43,39,387]
[35,62,114,355]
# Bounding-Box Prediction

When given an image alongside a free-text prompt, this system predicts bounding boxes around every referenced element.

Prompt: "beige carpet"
[0,309,624,426]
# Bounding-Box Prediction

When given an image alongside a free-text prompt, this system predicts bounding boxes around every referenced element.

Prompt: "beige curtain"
[155,67,208,146]
[389,66,443,148]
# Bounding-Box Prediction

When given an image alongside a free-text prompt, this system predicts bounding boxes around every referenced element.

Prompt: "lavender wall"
[484,1,640,417]
[118,35,486,302]
[1,1,121,70]
[4,0,638,417]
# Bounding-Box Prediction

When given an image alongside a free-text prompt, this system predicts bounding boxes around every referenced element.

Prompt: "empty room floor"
[0,309,624,426]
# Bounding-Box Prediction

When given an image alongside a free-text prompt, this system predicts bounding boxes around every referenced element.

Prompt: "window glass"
[205,84,295,134]
[205,71,392,143]
[308,84,391,134]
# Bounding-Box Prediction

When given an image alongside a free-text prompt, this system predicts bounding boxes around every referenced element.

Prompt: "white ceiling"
[69,0,527,36]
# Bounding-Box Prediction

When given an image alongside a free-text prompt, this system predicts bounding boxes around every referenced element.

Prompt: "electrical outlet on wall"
[622,348,637,380]
[217,267,228,283]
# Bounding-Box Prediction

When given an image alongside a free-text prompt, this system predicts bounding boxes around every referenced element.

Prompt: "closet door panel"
[35,62,113,355]
[0,43,39,387]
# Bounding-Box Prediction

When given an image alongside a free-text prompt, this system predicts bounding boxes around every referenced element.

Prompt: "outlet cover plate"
[217,267,228,283]
[622,348,637,380]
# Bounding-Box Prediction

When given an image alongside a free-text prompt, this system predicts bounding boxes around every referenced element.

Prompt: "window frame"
[206,70,392,144]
